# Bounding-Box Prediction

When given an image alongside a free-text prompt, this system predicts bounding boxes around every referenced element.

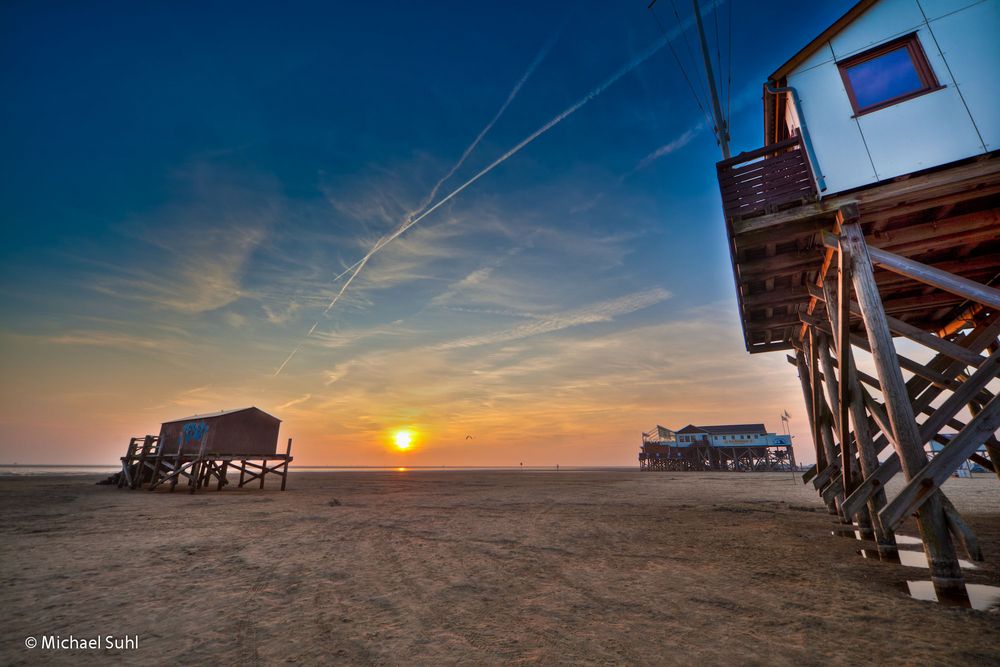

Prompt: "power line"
[647,4,713,129]
[668,0,715,120]
[726,0,733,127]
[713,0,723,117]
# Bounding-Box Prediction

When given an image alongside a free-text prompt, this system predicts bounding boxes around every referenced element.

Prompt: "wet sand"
[0,470,997,665]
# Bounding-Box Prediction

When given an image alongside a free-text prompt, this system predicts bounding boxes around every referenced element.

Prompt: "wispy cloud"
[434,287,670,350]
[628,124,703,175]
[45,331,175,351]
[90,165,277,315]
[263,302,301,325]
[278,393,312,409]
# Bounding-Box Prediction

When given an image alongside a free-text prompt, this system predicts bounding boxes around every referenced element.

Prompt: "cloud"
[91,164,278,315]
[225,312,248,328]
[312,321,413,350]
[262,302,301,325]
[434,287,670,350]
[630,125,702,174]
[45,331,175,351]
[278,394,312,409]
[623,81,763,177]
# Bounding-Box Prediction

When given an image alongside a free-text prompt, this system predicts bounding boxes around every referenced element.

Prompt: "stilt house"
[714,0,998,597]
[639,423,795,471]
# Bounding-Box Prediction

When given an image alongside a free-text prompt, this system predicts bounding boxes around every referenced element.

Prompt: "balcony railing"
[716,134,818,221]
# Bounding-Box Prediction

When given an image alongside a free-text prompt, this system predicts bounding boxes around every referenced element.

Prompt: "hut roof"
[161,406,280,425]
[676,424,767,435]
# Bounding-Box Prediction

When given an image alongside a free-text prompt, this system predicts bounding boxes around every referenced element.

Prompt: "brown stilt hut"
[109,407,293,493]
[713,0,998,599]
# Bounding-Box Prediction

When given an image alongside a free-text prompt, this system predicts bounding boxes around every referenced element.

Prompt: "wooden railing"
[716,135,817,220]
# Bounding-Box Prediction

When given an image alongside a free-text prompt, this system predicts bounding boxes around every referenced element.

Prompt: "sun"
[393,430,414,451]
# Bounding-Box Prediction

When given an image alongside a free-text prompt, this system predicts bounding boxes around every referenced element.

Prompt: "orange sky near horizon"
[0,299,818,467]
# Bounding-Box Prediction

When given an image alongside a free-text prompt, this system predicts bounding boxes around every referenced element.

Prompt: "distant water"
[0,464,637,476]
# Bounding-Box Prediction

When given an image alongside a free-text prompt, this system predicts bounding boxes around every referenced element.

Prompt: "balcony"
[716,134,818,221]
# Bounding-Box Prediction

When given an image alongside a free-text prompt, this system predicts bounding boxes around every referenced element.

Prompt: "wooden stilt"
[217,461,229,491]
[820,278,896,552]
[842,222,965,596]
[835,236,854,495]
[281,438,292,491]
[148,436,165,491]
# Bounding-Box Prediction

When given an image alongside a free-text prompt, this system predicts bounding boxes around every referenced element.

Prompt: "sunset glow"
[393,430,415,451]
[0,1,862,469]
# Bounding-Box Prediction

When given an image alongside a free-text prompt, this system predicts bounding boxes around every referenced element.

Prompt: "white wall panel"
[830,0,924,59]
[787,45,878,194]
[916,0,987,21]
[926,0,999,150]
[857,86,984,178]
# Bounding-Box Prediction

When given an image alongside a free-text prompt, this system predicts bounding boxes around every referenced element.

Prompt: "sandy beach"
[1,470,998,665]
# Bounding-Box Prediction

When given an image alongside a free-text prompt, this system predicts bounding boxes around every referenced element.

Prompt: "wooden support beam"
[816,392,847,516]
[941,496,984,562]
[879,394,1000,531]
[810,286,987,367]
[130,435,152,489]
[817,336,842,436]
[812,461,840,491]
[842,222,964,595]
[836,237,854,494]
[794,348,829,488]
[147,437,165,491]
[217,461,229,491]
[969,400,1000,482]
[821,277,893,548]
[281,438,292,491]
[867,246,1000,310]
[801,312,989,398]
[843,348,1000,517]
[850,303,985,367]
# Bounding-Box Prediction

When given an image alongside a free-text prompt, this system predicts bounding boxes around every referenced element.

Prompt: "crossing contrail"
[404,31,560,226]
[272,36,555,376]
[273,21,688,376]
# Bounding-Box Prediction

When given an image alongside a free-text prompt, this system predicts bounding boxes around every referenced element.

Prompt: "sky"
[0,0,861,466]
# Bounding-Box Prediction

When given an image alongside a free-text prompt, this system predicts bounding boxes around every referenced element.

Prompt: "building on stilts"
[713,0,999,600]
[639,424,795,471]
[103,407,293,493]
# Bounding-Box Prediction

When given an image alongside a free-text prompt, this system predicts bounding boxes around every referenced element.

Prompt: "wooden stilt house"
[714,0,999,599]
[109,407,293,493]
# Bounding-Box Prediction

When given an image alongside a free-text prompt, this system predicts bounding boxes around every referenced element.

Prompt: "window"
[838,33,940,115]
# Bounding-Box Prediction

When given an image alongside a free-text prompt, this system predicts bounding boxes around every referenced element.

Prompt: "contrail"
[274,20,691,376]
[272,36,555,376]
[404,31,560,224]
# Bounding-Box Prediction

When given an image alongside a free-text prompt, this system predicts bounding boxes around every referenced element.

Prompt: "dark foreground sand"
[0,470,997,665]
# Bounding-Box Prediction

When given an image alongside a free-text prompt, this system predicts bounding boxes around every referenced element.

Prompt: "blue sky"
[0,1,858,464]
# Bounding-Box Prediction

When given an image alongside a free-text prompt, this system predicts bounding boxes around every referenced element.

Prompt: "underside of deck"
[726,153,999,354]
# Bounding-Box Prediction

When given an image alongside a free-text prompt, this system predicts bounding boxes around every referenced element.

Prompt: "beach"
[1,470,998,665]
